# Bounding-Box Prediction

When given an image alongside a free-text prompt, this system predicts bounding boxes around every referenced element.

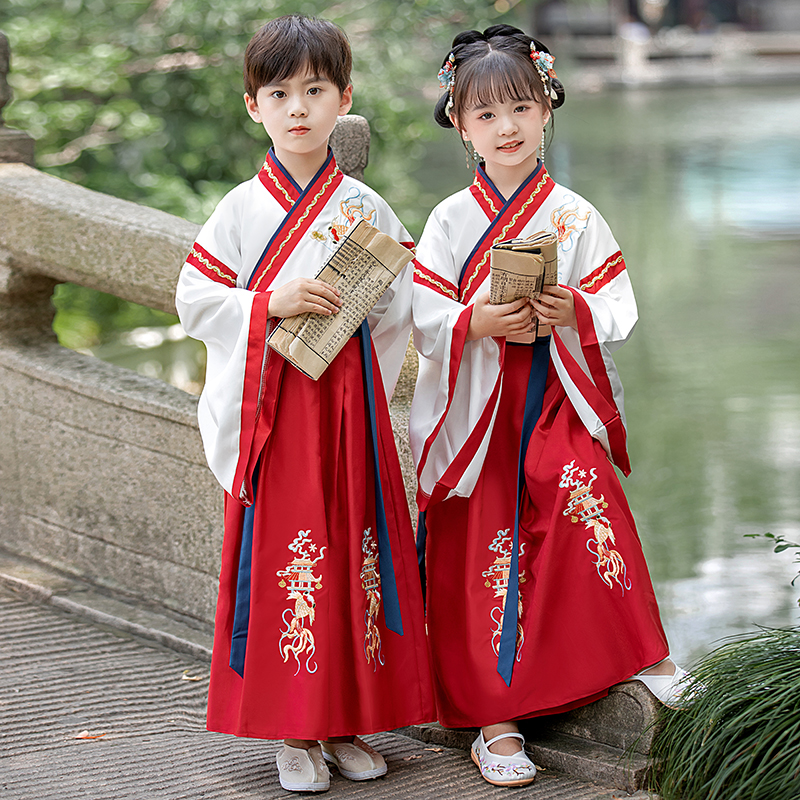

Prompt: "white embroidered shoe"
[276,743,330,792]
[627,659,692,709]
[471,730,537,787]
[319,737,387,781]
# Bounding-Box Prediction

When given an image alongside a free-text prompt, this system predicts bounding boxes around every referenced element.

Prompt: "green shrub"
[650,627,800,800]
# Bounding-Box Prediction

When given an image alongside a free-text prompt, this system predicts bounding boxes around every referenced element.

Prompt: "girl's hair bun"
[434,92,455,129]
[452,29,485,48]
[434,25,566,126]
[483,24,526,40]
[550,77,566,110]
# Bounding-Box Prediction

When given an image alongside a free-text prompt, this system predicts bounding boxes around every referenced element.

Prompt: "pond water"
[548,84,800,664]
[90,84,800,665]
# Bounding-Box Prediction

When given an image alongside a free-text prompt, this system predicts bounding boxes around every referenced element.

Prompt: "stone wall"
[0,117,417,627]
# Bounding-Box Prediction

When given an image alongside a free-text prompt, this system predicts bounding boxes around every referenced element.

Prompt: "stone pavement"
[0,564,656,800]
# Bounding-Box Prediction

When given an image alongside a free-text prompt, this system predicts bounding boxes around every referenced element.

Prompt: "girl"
[409,25,685,788]
[176,15,433,794]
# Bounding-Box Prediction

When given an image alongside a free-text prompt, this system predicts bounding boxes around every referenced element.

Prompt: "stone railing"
[0,34,412,627]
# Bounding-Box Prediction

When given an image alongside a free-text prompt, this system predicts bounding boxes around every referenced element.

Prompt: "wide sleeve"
[175,187,272,501]
[408,204,503,507]
[565,205,637,352]
[550,202,638,474]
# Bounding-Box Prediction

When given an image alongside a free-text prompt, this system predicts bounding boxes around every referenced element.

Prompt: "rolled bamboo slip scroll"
[490,231,558,340]
[267,219,415,380]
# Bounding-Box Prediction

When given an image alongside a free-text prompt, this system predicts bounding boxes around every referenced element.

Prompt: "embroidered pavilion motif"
[560,461,631,593]
[482,529,527,661]
[359,527,385,669]
[276,529,326,675]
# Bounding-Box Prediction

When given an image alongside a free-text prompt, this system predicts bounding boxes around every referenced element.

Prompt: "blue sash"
[497,337,550,686]
[415,339,550,686]
[229,323,402,676]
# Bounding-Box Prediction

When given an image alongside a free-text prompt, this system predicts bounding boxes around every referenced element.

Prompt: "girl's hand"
[467,292,534,341]
[268,278,343,319]
[531,285,577,330]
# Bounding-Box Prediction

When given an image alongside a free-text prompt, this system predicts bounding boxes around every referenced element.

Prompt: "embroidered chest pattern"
[276,529,326,675]
[482,529,527,661]
[560,461,631,593]
[359,527,385,669]
[313,186,377,250]
[550,197,590,251]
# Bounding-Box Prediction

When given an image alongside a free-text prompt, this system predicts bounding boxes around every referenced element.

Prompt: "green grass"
[650,627,800,800]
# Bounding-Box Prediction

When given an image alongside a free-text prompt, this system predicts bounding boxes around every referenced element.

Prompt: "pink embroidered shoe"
[276,743,330,792]
[319,737,387,781]
[471,730,537,787]
[627,659,692,709]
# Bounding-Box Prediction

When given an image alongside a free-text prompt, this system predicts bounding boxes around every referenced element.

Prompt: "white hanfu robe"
[409,162,667,726]
[176,149,433,740]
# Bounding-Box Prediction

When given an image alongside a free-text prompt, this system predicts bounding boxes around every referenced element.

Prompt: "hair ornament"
[438,52,456,113]
[530,44,558,102]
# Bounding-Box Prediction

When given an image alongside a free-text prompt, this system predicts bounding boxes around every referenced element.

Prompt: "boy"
[176,15,432,794]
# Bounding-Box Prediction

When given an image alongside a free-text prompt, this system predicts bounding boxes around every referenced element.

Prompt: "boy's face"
[245,69,352,167]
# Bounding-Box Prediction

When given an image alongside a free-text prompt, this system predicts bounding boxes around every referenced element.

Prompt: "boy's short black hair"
[244,15,352,98]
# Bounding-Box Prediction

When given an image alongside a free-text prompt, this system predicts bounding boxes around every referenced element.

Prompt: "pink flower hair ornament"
[438,52,456,113]
[530,45,558,102]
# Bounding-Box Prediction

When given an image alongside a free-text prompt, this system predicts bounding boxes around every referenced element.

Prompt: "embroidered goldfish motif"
[550,199,590,251]
[338,186,376,226]
[314,187,378,250]
[560,461,631,593]
[360,528,384,669]
[277,529,326,675]
[482,529,527,660]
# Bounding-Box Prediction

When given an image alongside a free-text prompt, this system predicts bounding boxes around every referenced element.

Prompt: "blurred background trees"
[3,0,505,229]
[4,0,514,348]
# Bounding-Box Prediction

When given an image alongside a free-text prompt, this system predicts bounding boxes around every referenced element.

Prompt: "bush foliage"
[3,0,504,231]
[3,0,509,347]
[651,627,800,800]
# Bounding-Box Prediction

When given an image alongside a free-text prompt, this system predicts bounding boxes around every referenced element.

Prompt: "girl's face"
[455,95,550,190]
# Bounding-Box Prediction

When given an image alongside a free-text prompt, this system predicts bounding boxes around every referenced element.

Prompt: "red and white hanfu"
[409,161,668,728]
[176,149,433,740]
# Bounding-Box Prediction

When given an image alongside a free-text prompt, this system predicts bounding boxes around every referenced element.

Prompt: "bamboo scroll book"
[489,231,558,340]
[267,220,415,380]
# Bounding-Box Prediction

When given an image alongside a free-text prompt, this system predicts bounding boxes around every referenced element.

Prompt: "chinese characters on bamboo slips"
[490,231,558,341]
[268,220,415,379]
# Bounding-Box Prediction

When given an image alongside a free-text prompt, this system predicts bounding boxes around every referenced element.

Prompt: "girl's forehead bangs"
[459,56,537,109]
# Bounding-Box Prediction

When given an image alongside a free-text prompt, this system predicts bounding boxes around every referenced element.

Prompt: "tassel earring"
[540,125,547,165]
[464,139,480,170]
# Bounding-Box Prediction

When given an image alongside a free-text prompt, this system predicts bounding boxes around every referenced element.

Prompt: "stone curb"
[0,550,213,662]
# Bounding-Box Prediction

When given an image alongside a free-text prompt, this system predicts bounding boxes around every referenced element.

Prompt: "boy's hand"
[466,292,534,341]
[268,278,343,319]
[531,285,577,330]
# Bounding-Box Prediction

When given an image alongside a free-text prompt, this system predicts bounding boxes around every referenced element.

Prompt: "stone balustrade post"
[0,256,58,337]
[0,32,55,339]
[0,32,35,166]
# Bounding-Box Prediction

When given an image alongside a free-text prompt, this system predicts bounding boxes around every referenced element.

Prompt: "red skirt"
[424,343,668,728]
[207,339,434,739]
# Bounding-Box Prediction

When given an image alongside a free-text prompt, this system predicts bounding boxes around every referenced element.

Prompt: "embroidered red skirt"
[423,343,668,728]
[207,339,434,739]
